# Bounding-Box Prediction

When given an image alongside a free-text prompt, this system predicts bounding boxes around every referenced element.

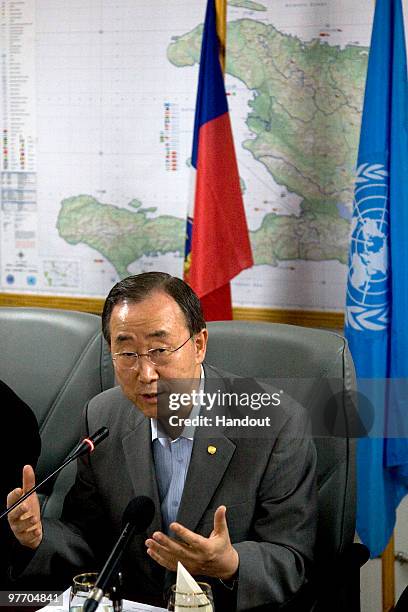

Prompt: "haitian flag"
[344,0,408,557]
[184,0,253,321]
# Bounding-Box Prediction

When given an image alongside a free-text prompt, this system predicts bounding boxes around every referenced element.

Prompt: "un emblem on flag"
[346,163,389,331]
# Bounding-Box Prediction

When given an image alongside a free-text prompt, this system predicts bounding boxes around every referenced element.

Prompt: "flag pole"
[382,534,395,612]
[215,0,226,73]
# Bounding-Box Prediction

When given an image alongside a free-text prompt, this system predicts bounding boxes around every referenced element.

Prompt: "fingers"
[16,525,42,548]
[7,466,42,550]
[7,488,31,521]
[22,464,36,493]
[8,512,42,549]
[213,505,228,535]
[7,486,24,511]
[145,508,233,577]
[7,465,36,515]
[170,509,228,545]
[12,513,40,537]
[146,532,189,555]
[145,534,179,571]
[170,523,203,547]
[7,465,37,520]
[7,488,41,528]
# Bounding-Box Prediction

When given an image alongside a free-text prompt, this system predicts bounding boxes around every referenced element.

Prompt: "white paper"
[36,587,166,612]
[174,562,212,612]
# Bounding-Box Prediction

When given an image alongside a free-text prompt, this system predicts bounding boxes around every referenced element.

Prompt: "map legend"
[161,102,179,171]
[2,129,8,169]
[0,0,36,173]
[0,171,39,290]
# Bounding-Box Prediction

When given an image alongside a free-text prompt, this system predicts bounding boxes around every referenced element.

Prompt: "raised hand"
[145,505,239,580]
[7,465,42,549]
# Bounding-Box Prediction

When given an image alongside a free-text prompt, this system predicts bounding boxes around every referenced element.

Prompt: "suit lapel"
[122,415,162,534]
[176,365,236,532]
[176,435,236,532]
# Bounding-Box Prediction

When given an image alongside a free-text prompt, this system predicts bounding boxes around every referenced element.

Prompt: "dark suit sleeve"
[234,408,317,611]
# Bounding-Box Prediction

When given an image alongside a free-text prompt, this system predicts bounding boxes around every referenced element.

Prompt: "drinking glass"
[69,572,116,612]
[167,582,213,611]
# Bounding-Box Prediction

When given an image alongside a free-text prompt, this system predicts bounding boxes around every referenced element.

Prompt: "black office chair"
[205,320,369,612]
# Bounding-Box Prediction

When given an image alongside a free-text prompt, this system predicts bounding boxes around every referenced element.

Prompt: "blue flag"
[345,0,408,558]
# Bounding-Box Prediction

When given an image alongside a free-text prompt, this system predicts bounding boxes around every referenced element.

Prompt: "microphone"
[1,427,109,520]
[83,496,155,612]
[67,427,110,460]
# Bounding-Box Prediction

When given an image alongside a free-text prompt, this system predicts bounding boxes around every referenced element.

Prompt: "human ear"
[194,328,208,363]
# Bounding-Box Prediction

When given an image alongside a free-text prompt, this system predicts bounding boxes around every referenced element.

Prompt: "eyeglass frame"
[111,334,194,369]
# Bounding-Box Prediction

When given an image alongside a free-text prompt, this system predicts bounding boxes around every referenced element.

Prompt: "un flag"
[345,0,408,558]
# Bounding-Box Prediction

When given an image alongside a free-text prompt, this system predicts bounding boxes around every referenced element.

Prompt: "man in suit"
[7,272,317,610]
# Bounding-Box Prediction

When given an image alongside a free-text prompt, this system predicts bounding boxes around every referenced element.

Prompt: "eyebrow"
[146,330,169,339]
[114,334,133,344]
[114,330,169,343]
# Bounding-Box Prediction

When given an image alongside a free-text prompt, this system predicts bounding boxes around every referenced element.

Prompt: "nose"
[136,355,159,383]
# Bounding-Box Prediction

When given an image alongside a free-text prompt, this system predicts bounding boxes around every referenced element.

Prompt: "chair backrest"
[0,307,114,512]
[205,321,356,565]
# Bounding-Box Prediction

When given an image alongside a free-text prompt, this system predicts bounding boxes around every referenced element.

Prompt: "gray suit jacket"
[18,364,317,610]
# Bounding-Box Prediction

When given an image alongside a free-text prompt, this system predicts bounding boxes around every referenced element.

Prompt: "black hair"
[101,272,206,343]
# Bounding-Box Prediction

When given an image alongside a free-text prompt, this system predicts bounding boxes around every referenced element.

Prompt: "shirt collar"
[150,365,205,443]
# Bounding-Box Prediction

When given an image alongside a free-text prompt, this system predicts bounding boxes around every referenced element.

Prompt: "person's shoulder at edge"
[0,379,41,462]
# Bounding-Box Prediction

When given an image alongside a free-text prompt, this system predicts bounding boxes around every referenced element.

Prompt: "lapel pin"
[207,445,217,455]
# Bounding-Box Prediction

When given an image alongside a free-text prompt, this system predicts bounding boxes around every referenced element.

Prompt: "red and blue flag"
[184,0,253,320]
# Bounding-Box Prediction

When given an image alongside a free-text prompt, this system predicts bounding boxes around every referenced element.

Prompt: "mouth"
[140,392,160,404]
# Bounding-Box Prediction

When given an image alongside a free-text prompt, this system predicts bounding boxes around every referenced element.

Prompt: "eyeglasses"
[112,335,193,369]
